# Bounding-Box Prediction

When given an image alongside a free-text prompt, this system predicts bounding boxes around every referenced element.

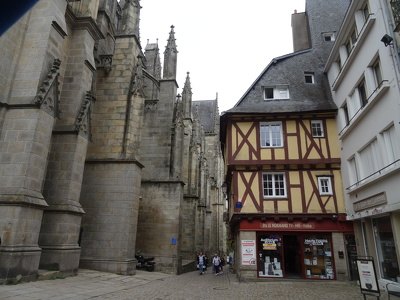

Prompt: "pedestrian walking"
[197,252,205,275]
[212,253,222,275]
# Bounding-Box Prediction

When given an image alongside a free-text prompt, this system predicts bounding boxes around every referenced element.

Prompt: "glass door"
[258,234,283,277]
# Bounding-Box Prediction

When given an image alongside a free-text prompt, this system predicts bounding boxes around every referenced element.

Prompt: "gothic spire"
[182,72,192,118]
[163,25,178,79]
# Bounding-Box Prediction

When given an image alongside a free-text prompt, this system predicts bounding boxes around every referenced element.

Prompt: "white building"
[325,0,400,285]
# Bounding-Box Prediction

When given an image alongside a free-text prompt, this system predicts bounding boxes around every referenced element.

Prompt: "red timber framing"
[227,117,340,166]
[232,169,340,215]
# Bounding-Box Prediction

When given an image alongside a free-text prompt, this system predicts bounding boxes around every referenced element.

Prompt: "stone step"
[37,269,60,281]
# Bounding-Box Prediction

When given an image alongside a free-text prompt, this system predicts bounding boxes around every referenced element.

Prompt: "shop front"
[237,215,354,280]
[257,232,335,279]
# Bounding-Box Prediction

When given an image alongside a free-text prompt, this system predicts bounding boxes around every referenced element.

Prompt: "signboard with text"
[260,221,315,230]
[241,240,256,265]
[356,257,380,299]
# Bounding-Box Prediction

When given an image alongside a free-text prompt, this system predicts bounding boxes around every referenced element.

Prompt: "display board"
[241,240,256,265]
[356,256,380,300]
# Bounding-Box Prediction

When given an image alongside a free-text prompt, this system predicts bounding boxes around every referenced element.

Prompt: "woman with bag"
[212,254,222,275]
[197,252,205,275]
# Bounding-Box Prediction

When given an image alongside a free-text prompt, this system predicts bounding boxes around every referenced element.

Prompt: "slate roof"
[193,100,218,134]
[223,48,337,116]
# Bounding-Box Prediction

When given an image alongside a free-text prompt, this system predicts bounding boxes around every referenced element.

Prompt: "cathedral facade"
[0,0,225,283]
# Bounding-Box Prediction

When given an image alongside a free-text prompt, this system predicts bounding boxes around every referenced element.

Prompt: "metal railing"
[346,159,400,190]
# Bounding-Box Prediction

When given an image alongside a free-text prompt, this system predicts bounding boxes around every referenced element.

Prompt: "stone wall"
[79,162,141,275]
[137,181,184,274]
[0,0,225,282]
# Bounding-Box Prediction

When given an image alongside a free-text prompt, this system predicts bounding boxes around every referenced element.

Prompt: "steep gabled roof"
[224,48,337,115]
[193,100,219,134]
[234,49,311,107]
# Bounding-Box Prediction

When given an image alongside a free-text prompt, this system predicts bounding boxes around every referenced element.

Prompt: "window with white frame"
[260,122,283,147]
[362,2,370,23]
[357,79,368,107]
[263,86,289,100]
[348,157,359,186]
[318,176,333,195]
[390,0,400,30]
[341,102,350,127]
[311,120,324,137]
[359,139,380,178]
[305,72,315,84]
[372,58,383,87]
[381,125,398,165]
[336,56,342,71]
[347,90,359,120]
[346,27,358,55]
[263,173,286,198]
[322,32,335,42]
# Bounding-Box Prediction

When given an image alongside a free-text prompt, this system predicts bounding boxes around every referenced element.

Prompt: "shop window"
[373,217,400,281]
[258,234,283,277]
[303,234,335,279]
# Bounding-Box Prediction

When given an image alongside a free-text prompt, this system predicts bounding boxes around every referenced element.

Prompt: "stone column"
[79,33,143,274]
[0,100,56,282]
[0,0,67,282]
[38,5,102,274]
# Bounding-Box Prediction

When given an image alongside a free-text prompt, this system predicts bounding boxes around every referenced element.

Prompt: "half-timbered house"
[220,0,354,281]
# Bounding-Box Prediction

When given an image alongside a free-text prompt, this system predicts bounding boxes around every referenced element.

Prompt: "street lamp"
[221,182,227,197]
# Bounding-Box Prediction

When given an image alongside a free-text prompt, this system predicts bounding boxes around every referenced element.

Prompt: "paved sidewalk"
[0,267,388,300]
[0,269,171,300]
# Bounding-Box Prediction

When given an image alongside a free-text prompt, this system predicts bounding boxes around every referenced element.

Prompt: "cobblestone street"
[0,266,384,300]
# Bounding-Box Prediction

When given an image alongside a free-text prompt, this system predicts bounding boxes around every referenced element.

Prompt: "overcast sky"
[139,0,306,113]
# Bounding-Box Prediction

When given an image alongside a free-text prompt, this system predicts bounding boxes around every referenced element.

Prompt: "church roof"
[193,100,218,134]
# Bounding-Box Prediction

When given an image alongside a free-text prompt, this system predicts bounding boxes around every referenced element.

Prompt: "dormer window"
[305,72,315,84]
[322,32,335,42]
[263,86,289,100]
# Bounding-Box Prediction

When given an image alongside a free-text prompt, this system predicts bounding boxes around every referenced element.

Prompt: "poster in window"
[241,240,256,265]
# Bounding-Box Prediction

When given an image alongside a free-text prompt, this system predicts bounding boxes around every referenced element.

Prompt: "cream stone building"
[325,0,400,286]
[0,0,225,283]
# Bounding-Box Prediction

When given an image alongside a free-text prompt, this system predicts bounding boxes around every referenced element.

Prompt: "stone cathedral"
[0,0,226,283]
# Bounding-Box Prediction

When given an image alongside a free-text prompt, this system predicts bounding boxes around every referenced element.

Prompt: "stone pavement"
[0,266,389,300]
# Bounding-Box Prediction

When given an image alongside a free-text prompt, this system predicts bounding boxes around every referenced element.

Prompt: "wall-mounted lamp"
[221,182,227,195]
[381,34,393,47]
